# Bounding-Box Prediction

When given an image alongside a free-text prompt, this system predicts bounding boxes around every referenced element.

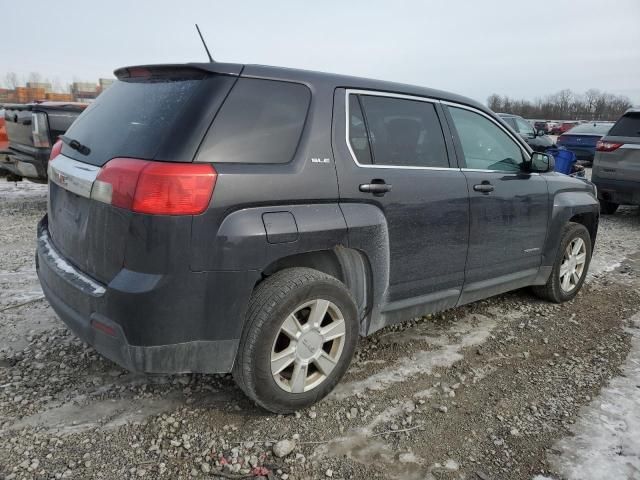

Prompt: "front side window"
[449,107,524,172]
[350,94,449,168]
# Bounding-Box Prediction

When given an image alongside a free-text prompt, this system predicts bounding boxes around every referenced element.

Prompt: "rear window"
[566,123,613,134]
[608,112,640,137]
[62,71,228,166]
[197,78,311,164]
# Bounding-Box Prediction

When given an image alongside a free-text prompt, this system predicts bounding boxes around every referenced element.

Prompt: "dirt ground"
[1,177,639,480]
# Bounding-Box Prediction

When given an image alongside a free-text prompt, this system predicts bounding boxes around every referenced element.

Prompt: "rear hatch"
[593,111,640,182]
[47,65,240,283]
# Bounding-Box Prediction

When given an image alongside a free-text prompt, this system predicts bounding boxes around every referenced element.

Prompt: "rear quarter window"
[608,112,640,137]
[197,78,311,164]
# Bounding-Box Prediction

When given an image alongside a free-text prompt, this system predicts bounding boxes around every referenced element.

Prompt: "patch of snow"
[332,314,496,399]
[546,313,640,480]
[39,231,105,295]
[0,180,48,199]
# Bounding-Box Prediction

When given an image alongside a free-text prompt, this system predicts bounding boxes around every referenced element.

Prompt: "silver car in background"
[592,108,640,214]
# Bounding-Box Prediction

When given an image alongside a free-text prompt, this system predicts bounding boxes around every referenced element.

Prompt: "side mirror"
[536,129,546,137]
[530,152,554,172]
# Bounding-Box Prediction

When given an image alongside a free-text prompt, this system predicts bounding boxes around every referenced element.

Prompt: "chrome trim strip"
[48,154,100,199]
[344,89,460,172]
[621,144,640,150]
[461,168,540,176]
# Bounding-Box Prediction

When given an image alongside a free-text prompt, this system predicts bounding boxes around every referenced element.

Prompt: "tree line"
[487,89,633,121]
[2,72,73,93]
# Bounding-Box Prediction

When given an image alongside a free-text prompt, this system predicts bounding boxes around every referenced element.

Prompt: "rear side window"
[198,78,311,164]
[348,95,373,164]
[355,95,449,168]
[608,112,640,137]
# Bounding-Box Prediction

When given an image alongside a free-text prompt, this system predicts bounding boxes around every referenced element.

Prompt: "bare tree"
[487,89,632,121]
[28,72,43,85]
[4,72,20,89]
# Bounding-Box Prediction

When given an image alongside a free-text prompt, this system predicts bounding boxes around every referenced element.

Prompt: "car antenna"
[195,24,214,63]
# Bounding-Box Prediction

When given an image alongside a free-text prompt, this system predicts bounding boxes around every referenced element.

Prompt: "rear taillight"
[91,158,216,215]
[32,112,51,148]
[49,139,62,161]
[596,141,623,152]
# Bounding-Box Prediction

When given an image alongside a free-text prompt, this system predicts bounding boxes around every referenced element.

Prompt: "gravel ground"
[1,177,639,480]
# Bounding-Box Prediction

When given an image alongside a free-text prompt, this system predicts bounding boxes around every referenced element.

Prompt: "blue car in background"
[556,122,614,165]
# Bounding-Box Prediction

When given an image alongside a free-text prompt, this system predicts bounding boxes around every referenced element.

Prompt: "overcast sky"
[2,0,639,105]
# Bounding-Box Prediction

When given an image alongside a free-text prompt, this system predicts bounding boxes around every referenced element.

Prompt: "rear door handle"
[359,182,392,196]
[473,182,494,193]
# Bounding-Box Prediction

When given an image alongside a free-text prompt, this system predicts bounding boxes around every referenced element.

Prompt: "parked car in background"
[592,109,640,214]
[498,113,555,151]
[558,121,580,135]
[534,121,550,134]
[0,109,8,151]
[3,102,86,182]
[556,122,614,166]
[38,61,599,413]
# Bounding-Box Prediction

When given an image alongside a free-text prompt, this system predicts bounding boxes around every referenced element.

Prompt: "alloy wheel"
[559,237,587,292]
[271,299,346,393]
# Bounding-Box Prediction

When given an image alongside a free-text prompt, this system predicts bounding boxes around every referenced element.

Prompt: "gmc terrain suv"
[37,62,599,413]
[592,108,640,214]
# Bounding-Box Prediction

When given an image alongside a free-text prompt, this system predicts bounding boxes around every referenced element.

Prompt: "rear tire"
[532,222,592,303]
[233,268,358,413]
[599,199,619,215]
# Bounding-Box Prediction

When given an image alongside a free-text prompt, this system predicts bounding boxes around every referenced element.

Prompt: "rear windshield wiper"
[59,135,91,156]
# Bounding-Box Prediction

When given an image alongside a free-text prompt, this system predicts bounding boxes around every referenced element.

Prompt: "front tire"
[233,268,358,413]
[532,222,592,303]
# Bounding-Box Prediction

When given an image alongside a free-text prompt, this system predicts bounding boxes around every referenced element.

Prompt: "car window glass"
[348,95,372,164]
[358,95,449,168]
[503,117,517,129]
[449,107,524,172]
[608,112,640,137]
[199,78,310,164]
[516,117,535,136]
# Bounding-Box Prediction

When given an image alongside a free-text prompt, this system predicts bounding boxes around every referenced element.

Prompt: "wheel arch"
[261,247,373,334]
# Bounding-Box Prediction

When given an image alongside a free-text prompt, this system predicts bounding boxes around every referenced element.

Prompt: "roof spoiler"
[114,63,243,80]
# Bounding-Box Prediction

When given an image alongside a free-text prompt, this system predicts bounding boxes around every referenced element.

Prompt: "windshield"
[566,123,614,135]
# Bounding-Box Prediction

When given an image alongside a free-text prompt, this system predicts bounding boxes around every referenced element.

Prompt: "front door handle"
[473,182,494,193]
[359,181,392,196]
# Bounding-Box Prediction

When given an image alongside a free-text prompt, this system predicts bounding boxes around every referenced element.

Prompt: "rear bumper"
[592,175,640,205]
[36,216,258,373]
[3,148,48,181]
[561,146,595,162]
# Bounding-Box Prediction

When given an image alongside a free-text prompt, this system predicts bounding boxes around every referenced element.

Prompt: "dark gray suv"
[592,108,640,214]
[37,62,599,413]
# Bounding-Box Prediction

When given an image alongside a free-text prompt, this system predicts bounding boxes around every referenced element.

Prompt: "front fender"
[543,189,599,267]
